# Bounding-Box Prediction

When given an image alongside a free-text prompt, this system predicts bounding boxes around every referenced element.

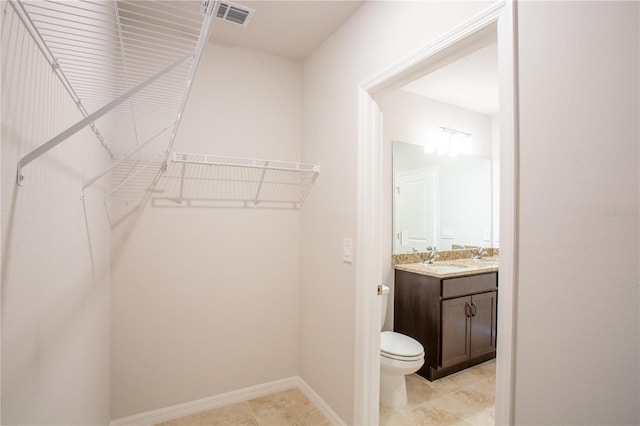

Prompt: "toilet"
[379,285,425,407]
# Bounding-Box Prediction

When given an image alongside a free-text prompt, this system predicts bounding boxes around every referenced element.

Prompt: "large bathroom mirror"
[377,41,500,254]
[392,141,495,253]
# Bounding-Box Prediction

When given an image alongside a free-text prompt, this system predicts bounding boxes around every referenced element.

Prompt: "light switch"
[343,238,353,263]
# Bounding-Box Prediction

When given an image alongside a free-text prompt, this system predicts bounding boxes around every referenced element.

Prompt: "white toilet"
[380,285,425,407]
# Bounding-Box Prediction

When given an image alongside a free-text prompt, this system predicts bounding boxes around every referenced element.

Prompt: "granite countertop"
[394,257,499,279]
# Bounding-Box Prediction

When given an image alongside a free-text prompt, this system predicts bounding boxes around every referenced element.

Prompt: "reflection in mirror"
[376,58,501,255]
[392,141,493,253]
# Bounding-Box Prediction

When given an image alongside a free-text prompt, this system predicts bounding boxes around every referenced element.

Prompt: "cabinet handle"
[464,302,472,318]
[470,302,477,317]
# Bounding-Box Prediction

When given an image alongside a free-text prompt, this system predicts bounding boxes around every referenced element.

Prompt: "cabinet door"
[469,291,497,359]
[441,296,471,368]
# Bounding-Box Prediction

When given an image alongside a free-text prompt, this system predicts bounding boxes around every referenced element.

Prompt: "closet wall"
[1,4,112,425]
[110,43,303,419]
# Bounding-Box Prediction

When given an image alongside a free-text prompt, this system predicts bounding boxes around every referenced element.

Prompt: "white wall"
[1,4,112,425]
[515,1,639,424]
[300,1,493,422]
[110,44,303,419]
[377,90,494,157]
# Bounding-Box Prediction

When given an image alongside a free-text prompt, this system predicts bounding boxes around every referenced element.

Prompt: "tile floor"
[155,387,331,426]
[156,359,495,426]
[379,359,496,426]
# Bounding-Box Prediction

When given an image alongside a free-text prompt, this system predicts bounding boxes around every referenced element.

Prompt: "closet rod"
[17,52,192,186]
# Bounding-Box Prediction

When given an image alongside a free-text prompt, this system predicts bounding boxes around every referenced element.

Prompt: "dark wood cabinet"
[394,269,497,381]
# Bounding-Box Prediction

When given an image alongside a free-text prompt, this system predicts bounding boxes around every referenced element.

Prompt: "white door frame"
[354,1,519,424]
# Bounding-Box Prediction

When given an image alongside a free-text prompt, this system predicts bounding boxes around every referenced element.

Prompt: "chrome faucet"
[422,247,439,264]
[472,247,487,259]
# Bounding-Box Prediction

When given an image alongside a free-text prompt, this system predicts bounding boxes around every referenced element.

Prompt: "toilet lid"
[380,331,424,359]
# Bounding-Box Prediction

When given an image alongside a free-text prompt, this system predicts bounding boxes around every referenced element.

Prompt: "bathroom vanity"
[394,260,498,381]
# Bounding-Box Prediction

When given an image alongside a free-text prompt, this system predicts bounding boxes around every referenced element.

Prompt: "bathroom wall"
[515,1,639,424]
[300,1,494,422]
[1,4,112,424]
[110,44,303,419]
[377,90,494,158]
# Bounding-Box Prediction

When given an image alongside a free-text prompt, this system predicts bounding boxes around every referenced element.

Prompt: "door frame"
[354,1,519,424]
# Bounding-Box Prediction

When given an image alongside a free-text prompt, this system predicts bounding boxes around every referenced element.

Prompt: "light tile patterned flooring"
[155,388,331,426]
[380,359,496,426]
[156,359,495,425]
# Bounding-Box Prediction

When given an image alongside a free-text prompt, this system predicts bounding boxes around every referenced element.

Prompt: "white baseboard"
[297,378,346,426]
[110,376,345,426]
[110,377,298,426]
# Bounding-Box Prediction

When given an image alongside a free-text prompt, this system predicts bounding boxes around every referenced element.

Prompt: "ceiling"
[209,1,365,60]
[208,2,498,116]
[401,42,499,116]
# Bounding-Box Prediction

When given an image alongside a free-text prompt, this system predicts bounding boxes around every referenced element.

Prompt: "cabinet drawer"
[442,273,497,298]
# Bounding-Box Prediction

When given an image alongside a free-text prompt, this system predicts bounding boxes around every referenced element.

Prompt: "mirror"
[377,41,500,254]
[392,141,494,253]
[377,84,499,254]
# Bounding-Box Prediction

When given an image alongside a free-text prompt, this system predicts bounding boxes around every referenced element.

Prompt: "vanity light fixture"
[435,127,473,156]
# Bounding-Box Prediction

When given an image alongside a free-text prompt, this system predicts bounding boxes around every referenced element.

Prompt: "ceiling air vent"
[215,1,255,26]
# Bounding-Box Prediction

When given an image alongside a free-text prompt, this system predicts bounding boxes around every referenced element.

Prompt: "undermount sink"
[426,263,470,270]
[475,258,499,264]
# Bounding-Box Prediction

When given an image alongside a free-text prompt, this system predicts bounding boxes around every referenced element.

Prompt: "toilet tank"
[380,285,390,330]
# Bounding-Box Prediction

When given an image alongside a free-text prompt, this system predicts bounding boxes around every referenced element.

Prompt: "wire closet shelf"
[13,0,320,214]
[14,0,217,189]
[164,153,320,209]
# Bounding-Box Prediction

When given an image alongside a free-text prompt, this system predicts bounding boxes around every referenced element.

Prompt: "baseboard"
[109,376,346,426]
[297,378,346,426]
[110,377,299,426]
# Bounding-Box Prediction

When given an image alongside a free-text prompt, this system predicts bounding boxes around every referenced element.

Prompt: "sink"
[475,258,499,264]
[426,263,470,270]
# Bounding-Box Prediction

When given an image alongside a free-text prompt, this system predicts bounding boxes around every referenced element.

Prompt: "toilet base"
[379,354,424,407]
[379,370,409,407]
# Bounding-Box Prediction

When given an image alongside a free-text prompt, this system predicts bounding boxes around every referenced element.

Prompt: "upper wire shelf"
[14,0,217,185]
[13,1,321,215]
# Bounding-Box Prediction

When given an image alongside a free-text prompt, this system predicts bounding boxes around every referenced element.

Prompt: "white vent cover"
[215,1,255,26]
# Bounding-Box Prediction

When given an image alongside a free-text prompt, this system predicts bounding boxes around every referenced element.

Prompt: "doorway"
[354,2,518,425]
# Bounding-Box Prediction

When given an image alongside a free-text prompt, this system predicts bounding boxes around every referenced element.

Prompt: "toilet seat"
[380,331,424,362]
